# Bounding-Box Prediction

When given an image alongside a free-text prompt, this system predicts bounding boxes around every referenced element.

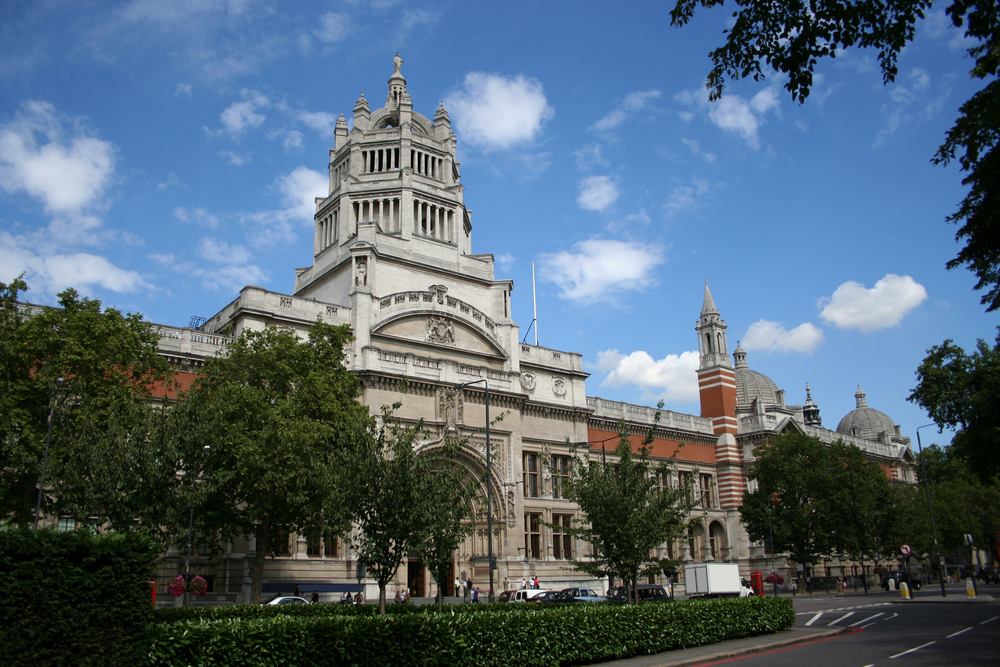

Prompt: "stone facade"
[153,57,919,604]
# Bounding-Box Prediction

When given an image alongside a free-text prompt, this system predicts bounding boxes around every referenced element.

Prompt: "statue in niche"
[426,315,455,346]
[355,257,367,286]
[438,390,462,430]
[393,53,403,74]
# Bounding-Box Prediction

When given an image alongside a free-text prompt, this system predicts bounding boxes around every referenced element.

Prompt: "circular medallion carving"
[552,376,567,397]
[520,372,536,392]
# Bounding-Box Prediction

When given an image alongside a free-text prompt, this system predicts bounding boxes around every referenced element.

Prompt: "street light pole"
[916,423,947,597]
[455,379,494,602]
[33,377,63,530]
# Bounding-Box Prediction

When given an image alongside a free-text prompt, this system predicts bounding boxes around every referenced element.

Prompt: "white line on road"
[850,612,885,626]
[889,641,937,659]
[804,612,825,627]
[828,612,855,626]
[884,613,898,621]
[946,627,972,638]
[980,616,998,625]
[859,623,878,629]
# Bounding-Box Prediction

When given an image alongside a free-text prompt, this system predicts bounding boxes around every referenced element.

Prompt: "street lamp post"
[33,377,64,530]
[916,423,947,597]
[454,379,494,602]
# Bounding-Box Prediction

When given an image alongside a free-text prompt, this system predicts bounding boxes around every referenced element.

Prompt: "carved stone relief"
[552,376,567,397]
[355,257,368,286]
[437,390,463,430]
[519,372,536,392]
[426,315,455,346]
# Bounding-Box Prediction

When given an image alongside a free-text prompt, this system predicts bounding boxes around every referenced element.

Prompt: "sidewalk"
[586,626,847,667]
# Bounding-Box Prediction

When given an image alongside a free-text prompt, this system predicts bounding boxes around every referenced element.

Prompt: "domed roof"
[836,386,898,440]
[733,343,781,405]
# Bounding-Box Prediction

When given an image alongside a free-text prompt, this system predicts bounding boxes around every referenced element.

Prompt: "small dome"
[836,386,898,440]
[733,345,781,405]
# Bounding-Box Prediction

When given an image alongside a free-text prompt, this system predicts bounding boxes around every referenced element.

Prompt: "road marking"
[804,611,824,626]
[862,664,875,667]
[850,612,885,626]
[946,627,972,638]
[827,612,855,626]
[980,616,998,625]
[859,623,878,629]
[795,602,891,615]
[889,641,936,659]
[884,613,898,621]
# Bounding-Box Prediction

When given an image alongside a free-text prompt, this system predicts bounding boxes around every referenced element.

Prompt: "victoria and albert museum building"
[151,58,919,603]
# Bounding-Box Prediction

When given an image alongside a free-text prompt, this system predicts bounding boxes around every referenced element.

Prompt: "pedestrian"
[806,576,811,592]
[294,585,302,598]
[311,590,320,603]
[533,576,540,589]
[354,592,364,604]
[521,577,527,589]
[455,576,461,596]
[339,591,348,603]
[402,588,409,603]
[503,577,509,591]
[395,589,402,604]
[472,587,479,603]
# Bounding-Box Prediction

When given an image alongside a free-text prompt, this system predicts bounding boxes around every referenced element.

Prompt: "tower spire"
[702,279,719,315]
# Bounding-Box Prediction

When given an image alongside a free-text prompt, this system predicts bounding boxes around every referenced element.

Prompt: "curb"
[664,628,848,667]
[892,594,997,604]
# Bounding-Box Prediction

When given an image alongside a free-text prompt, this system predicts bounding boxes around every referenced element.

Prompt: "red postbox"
[148,580,157,607]
[750,571,764,596]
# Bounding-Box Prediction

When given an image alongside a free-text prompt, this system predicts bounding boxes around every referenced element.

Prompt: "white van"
[508,589,548,602]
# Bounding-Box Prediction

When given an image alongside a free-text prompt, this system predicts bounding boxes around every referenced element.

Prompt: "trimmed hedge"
[149,597,795,667]
[0,529,160,667]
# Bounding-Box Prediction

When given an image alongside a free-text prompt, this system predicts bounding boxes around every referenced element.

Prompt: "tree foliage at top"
[170,321,369,604]
[560,409,692,604]
[0,276,172,530]
[670,0,1000,311]
[908,329,1000,482]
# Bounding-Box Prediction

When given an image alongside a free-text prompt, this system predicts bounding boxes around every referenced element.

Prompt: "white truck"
[684,563,754,598]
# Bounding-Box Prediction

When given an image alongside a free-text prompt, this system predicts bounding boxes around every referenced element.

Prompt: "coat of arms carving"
[426,315,455,346]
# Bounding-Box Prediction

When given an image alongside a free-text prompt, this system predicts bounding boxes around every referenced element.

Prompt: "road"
[697,585,999,666]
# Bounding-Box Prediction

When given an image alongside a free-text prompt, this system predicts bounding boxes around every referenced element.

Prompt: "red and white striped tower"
[696,282,744,511]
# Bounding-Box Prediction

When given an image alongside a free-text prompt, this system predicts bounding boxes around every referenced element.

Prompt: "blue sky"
[2,0,995,447]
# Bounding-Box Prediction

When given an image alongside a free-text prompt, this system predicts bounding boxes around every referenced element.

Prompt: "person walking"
[521,577,527,589]
[311,590,320,603]
[394,589,402,604]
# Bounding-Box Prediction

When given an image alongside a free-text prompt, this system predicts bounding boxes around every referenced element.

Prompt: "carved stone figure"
[393,53,403,74]
[355,257,367,286]
[552,376,567,397]
[520,372,536,392]
[427,315,455,345]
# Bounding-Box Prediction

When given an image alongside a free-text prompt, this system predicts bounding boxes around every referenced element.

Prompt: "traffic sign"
[900,544,912,556]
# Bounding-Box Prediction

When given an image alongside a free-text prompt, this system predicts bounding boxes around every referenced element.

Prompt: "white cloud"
[572,144,609,171]
[152,252,267,293]
[596,349,700,403]
[174,82,192,97]
[283,130,304,151]
[665,179,710,218]
[818,274,928,332]
[241,166,326,247]
[742,320,825,354]
[0,101,116,213]
[219,150,248,166]
[298,110,338,138]
[157,172,180,190]
[315,12,351,43]
[875,68,950,146]
[219,89,269,138]
[681,138,716,163]
[495,252,515,272]
[538,238,664,301]
[174,206,220,229]
[577,175,619,212]
[590,90,661,132]
[674,85,780,149]
[445,72,554,151]
[196,237,251,265]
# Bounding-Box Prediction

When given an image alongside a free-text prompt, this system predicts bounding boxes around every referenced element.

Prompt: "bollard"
[899,582,910,600]
[966,578,976,598]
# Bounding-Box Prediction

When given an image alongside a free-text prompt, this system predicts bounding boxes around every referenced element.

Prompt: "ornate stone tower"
[803,384,822,427]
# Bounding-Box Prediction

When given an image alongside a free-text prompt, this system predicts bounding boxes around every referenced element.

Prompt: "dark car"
[533,590,575,603]
[979,567,999,584]
[882,571,921,591]
[607,584,670,602]
[560,587,604,602]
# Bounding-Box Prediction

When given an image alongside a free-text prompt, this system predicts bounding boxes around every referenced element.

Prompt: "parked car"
[533,590,574,603]
[266,596,309,605]
[881,571,921,591]
[979,567,999,584]
[497,590,514,603]
[560,587,604,602]
[607,584,670,602]
[506,589,549,602]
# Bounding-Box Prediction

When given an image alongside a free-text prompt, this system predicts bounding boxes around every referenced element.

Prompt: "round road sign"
[900,544,912,556]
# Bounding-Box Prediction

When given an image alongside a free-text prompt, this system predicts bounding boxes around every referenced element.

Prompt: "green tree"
[670,0,1000,312]
[0,276,171,528]
[560,409,692,605]
[170,322,368,604]
[908,330,1000,482]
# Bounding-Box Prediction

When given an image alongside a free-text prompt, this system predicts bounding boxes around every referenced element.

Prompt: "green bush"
[149,597,794,667]
[0,529,159,667]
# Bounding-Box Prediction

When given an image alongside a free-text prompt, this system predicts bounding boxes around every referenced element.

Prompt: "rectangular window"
[700,474,714,508]
[307,531,321,557]
[523,453,539,498]
[197,531,213,556]
[551,455,570,499]
[324,535,338,557]
[680,471,693,504]
[57,517,75,532]
[274,528,291,557]
[524,513,541,559]
[552,514,573,560]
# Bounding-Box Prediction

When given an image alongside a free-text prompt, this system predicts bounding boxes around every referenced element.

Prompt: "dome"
[733,344,781,405]
[836,386,898,441]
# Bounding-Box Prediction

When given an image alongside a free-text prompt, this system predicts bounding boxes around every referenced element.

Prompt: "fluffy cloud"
[538,238,663,301]
[664,179,710,219]
[681,138,716,163]
[818,274,927,332]
[174,82,192,97]
[315,12,351,43]
[196,237,251,265]
[875,68,949,146]
[1,233,149,295]
[674,86,780,149]
[219,89,269,138]
[577,175,620,212]
[590,90,661,132]
[242,166,327,247]
[283,130,304,151]
[174,206,220,229]
[298,110,338,138]
[151,251,266,293]
[742,320,825,354]
[0,101,115,213]
[572,144,609,171]
[595,349,700,403]
[445,72,554,151]
[495,252,515,272]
